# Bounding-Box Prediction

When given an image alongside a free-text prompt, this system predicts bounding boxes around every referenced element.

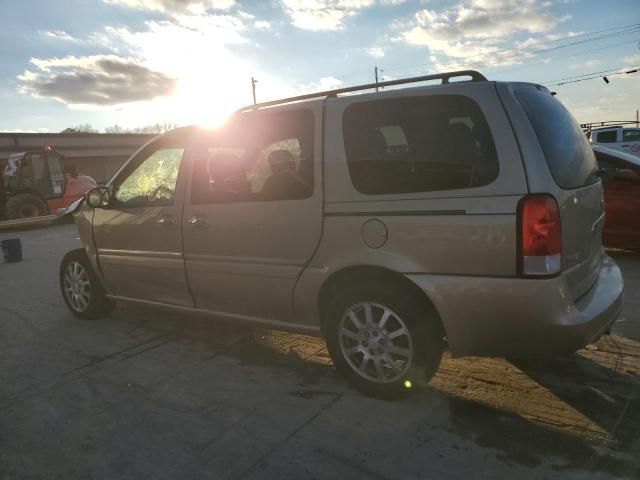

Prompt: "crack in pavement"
[234,392,345,480]
[0,337,169,411]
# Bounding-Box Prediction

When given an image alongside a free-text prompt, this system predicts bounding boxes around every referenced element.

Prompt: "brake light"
[518,194,562,276]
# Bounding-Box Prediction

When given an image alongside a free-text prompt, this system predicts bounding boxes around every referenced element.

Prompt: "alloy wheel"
[338,302,413,384]
[63,261,91,312]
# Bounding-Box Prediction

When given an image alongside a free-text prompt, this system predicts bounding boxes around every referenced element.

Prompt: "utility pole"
[374,67,379,93]
[636,109,639,127]
[251,77,258,105]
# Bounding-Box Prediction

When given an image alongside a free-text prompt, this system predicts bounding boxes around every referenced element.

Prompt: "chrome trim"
[591,212,605,232]
[107,295,322,336]
[98,249,183,259]
[184,253,306,267]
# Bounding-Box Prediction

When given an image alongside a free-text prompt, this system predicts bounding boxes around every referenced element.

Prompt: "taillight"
[518,194,562,277]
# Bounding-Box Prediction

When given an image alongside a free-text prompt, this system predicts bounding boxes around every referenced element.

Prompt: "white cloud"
[41,30,77,42]
[568,59,598,70]
[367,47,385,58]
[103,0,235,14]
[402,0,564,67]
[623,54,640,66]
[282,0,375,31]
[254,20,271,29]
[297,76,343,92]
[18,55,176,106]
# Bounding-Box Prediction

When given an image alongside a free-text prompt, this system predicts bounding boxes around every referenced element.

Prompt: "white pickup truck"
[589,126,640,157]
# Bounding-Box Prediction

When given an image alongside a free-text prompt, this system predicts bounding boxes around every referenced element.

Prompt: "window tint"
[342,95,499,195]
[515,88,598,189]
[191,109,314,204]
[597,130,618,143]
[622,129,640,142]
[114,147,184,205]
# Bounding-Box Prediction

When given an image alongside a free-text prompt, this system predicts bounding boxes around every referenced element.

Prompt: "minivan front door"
[92,134,193,306]
[182,107,322,322]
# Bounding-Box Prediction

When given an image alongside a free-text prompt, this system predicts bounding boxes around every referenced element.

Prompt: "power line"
[491,38,640,75]
[542,66,639,85]
[379,23,640,75]
[545,66,639,86]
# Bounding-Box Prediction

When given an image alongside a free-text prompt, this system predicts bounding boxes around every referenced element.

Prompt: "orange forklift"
[0,146,96,220]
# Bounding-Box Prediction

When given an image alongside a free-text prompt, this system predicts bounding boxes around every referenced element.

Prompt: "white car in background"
[590,126,640,157]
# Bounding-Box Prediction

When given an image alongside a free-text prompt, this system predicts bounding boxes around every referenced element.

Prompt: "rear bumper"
[406,254,624,358]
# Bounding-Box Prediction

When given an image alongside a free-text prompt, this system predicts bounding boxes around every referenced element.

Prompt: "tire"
[60,249,115,320]
[323,281,444,399]
[5,193,49,219]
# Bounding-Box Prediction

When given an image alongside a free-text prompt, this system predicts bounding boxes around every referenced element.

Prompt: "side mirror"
[86,187,111,208]
[613,169,640,182]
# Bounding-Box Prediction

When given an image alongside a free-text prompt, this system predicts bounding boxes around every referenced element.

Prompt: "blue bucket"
[1,238,22,263]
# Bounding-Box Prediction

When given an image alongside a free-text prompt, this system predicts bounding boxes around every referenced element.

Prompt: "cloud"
[254,20,271,29]
[103,0,235,14]
[402,0,564,66]
[41,30,78,42]
[623,54,640,65]
[568,59,598,70]
[282,0,375,31]
[18,55,176,106]
[367,47,385,58]
[297,76,343,92]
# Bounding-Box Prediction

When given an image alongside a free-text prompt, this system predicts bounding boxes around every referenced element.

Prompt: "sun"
[171,55,254,129]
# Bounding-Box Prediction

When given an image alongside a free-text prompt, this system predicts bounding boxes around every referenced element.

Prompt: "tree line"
[60,122,178,135]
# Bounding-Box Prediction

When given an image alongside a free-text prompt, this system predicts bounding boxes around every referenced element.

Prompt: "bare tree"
[104,124,124,134]
[130,122,178,134]
[60,123,98,134]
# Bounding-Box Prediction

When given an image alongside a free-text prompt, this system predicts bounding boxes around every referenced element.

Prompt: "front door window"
[114,147,184,205]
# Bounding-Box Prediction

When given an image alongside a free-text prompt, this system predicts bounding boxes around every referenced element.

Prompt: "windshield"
[515,87,599,189]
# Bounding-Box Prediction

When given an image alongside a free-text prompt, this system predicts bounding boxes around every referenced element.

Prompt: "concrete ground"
[1,223,639,480]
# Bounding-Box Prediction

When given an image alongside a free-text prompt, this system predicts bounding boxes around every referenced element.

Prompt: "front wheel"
[323,282,444,399]
[5,193,48,219]
[60,250,115,320]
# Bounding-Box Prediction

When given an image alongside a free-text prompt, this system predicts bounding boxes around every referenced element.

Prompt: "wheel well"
[318,266,444,334]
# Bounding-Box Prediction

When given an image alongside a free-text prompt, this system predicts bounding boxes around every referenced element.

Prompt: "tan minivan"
[60,70,624,398]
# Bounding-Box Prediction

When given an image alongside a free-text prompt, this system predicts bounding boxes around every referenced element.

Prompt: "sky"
[0,0,638,133]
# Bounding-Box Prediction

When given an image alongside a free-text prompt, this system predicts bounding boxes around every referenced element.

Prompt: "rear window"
[622,129,640,142]
[596,130,617,143]
[515,88,598,189]
[342,95,499,195]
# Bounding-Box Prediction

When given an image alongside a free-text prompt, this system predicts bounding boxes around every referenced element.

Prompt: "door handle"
[156,216,176,228]
[187,216,210,228]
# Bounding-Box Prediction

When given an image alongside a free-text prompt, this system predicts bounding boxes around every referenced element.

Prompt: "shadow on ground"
[108,303,640,476]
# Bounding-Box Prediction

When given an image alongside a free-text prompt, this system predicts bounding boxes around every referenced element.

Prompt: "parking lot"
[1,223,639,480]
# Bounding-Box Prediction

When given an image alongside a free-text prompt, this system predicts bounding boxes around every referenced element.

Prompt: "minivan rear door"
[504,84,603,299]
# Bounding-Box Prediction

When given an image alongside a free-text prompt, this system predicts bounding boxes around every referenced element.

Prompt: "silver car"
[60,70,624,399]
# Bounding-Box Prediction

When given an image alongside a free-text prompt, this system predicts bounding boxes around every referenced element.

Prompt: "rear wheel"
[5,193,49,219]
[323,282,444,399]
[60,250,115,320]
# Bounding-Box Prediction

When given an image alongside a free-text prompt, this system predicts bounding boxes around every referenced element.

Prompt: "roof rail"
[581,121,639,131]
[238,70,487,112]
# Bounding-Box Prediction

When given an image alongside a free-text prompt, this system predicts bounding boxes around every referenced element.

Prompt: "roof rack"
[581,121,639,131]
[238,70,487,112]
